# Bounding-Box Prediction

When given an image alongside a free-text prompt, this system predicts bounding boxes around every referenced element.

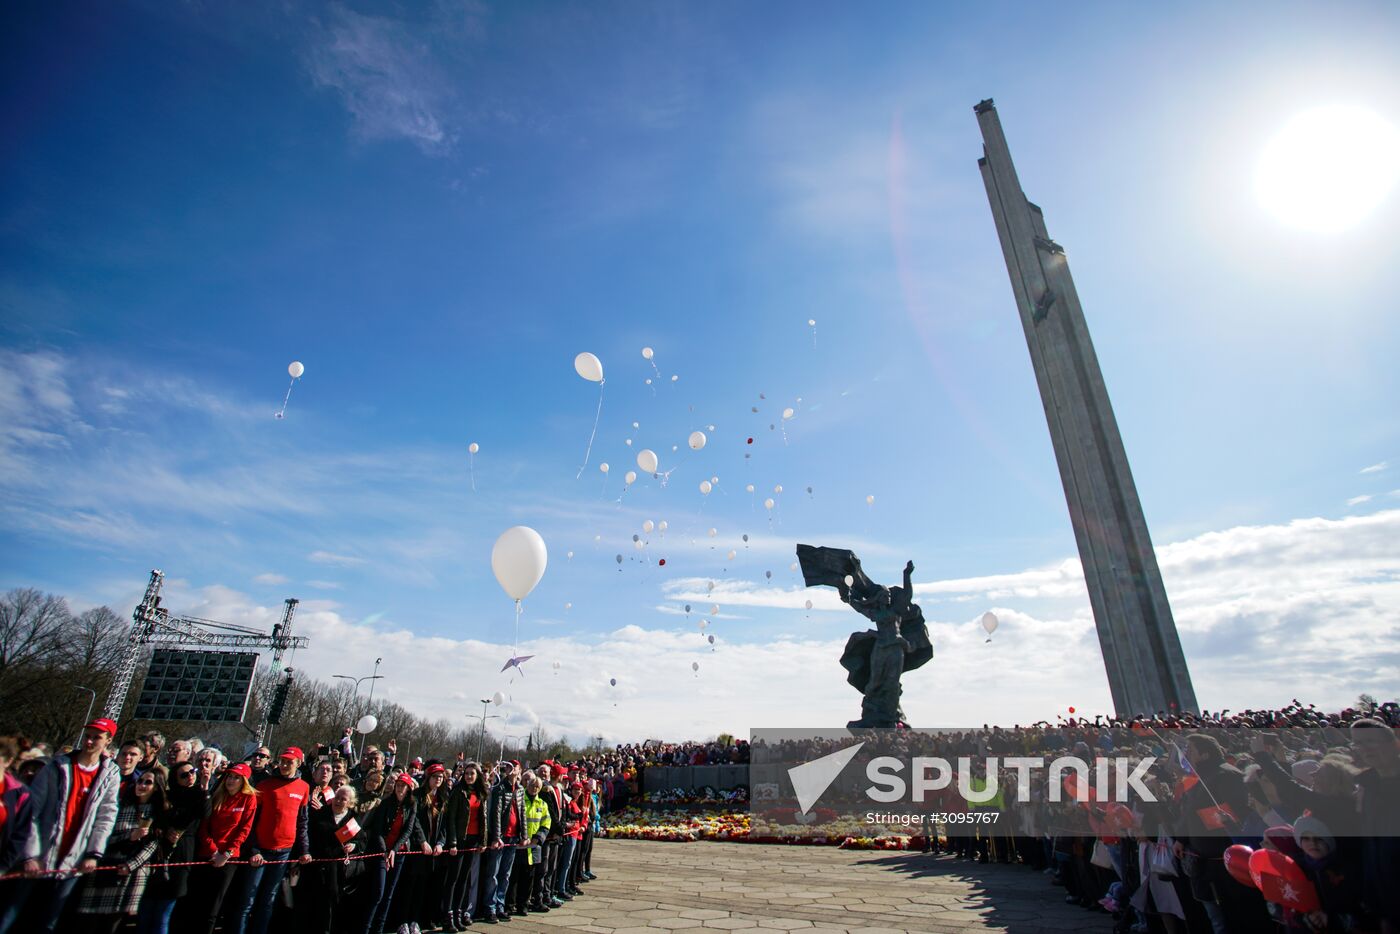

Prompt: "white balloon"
[553,661,561,669]
[692,662,699,672]
[699,620,708,630]
[634,540,644,550]
[807,319,816,327]
[469,442,480,454]
[805,599,813,610]
[636,449,658,474]
[564,602,572,610]
[624,470,637,485]
[632,421,640,429]
[670,375,678,382]
[625,439,633,446]
[866,494,875,505]
[645,378,652,385]
[574,352,604,382]
[764,498,775,510]
[782,408,794,419]
[642,520,655,534]
[774,485,783,494]
[658,520,668,532]
[642,347,654,360]
[490,526,548,601]
[688,431,707,451]
[711,476,719,484]
[288,361,304,379]
[789,562,798,571]
[745,484,755,493]
[356,714,377,734]
[727,550,736,560]
[710,604,719,614]
[844,574,854,586]
[567,551,574,559]
[599,462,609,474]
[491,691,505,705]
[708,528,717,537]
[981,611,999,635]
[699,480,712,495]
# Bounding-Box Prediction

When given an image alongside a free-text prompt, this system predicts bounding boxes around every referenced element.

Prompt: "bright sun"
[1255,104,1400,233]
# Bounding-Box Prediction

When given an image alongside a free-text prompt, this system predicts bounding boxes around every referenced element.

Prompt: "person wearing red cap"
[535,762,564,909]
[441,760,489,931]
[359,770,427,934]
[0,718,120,934]
[180,762,257,934]
[399,762,450,932]
[228,747,311,934]
[555,781,586,901]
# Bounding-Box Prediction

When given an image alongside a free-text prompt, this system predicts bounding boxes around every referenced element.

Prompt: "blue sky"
[3,1,1399,741]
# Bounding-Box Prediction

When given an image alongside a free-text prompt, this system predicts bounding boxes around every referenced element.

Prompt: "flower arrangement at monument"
[601,806,915,849]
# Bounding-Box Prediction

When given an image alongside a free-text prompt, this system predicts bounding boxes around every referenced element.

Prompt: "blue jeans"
[483,846,515,916]
[135,894,178,934]
[363,853,407,934]
[556,837,577,895]
[231,848,292,934]
[0,875,82,934]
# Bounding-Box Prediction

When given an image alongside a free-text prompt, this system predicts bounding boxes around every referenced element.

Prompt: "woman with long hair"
[137,760,206,934]
[394,762,450,932]
[359,772,427,934]
[299,784,363,934]
[74,769,168,933]
[442,761,489,931]
[177,762,257,934]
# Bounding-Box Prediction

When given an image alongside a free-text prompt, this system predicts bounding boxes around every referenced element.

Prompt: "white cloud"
[307,550,367,567]
[1346,494,1373,507]
[307,7,452,154]
[253,573,289,586]
[305,580,344,590]
[1360,461,1387,474]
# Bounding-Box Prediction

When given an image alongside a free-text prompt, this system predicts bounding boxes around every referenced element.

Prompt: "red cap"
[426,763,446,776]
[555,766,570,779]
[280,746,304,761]
[85,718,118,737]
[411,757,424,766]
[396,772,418,789]
[228,763,253,779]
[509,760,521,769]
[569,781,585,793]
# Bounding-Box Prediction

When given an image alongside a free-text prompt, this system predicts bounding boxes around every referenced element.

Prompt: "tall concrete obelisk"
[974,99,1197,717]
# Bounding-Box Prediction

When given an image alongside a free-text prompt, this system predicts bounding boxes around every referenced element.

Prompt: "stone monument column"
[974,99,1197,717]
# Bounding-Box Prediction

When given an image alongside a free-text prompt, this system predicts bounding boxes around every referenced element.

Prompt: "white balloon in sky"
[866,494,875,505]
[773,485,783,494]
[637,449,658,473]
[491,691,505,705]
[670,375,679,382]
[657,520,668,532]
[807,319,816,327]
[357,714,377,734]
[789,562,798,571]
[726,550,736,560]
[745,484,755,493]
[491,526,548,601]
[711,476,719,484]
[782,408,794,419]
[689,430,707,451]
[642,520,654,534]
[805,599,813,610]
[764,498,775,510]
[574,352,603,382]
[641,347,654,360]
[288,361,305,379]
[564,602,572,610]
[981,611,999,635]
[624,470,637,485]
[699,480,712,495]
[844,574,854,586]
[634,540,644,550]
[599,462,609,474]
[566,551,574,559]
[710,604,719,614]
[708,528,717,537]
[469,442,479,454]
[699,620,708,630]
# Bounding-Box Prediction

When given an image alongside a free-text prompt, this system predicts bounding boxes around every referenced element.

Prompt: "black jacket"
[542,782,563,842]
[441,783,489,850]
[360,792,424,854]
[486,780,526,846]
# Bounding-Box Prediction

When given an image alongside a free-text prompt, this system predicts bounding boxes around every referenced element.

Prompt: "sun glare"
[1255,104,1400,234]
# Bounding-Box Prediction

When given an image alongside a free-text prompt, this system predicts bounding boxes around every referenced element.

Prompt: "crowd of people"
[755,700,1400,934]
[0,722,634,934]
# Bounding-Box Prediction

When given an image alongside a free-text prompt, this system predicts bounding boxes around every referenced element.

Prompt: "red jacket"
[198,793,257,858]
[249,775,310,856]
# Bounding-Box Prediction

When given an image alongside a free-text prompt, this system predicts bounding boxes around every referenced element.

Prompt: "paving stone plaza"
[503,840,1112,933]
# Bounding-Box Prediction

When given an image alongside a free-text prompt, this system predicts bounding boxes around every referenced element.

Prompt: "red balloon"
[1248,849,1319,912]
[1223,845,1256,888]
[1068,706,1076,714]
[746,437,753,444]
[658,558,666,566]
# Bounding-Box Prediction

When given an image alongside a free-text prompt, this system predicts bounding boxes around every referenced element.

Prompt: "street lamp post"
[475,696,503,764]
[74,685,97,748]
[501,732,527,764]
[333,664,385,761]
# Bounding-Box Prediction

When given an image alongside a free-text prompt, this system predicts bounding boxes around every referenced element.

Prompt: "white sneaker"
[397,926,411,934]
[410,925,422,934]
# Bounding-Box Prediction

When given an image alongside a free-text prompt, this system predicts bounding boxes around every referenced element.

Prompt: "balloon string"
[513,599,521,655]
[276,378,296,419]
[469,453,476,492]
[576,380,605,479]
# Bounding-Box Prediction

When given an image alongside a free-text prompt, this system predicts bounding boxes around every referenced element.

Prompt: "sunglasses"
[253,753,271,759]
[176,770,196,780]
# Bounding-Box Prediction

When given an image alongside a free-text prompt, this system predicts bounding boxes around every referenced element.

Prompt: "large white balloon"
[574,352,604,382]
[981,611,999,635]
[491,691,505,705]
[636,449,659,473]
[688,431,707,451]
[356,714,377,734]
[288,361,305,379]
[491,526,548,601]
[624,470,637,485]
